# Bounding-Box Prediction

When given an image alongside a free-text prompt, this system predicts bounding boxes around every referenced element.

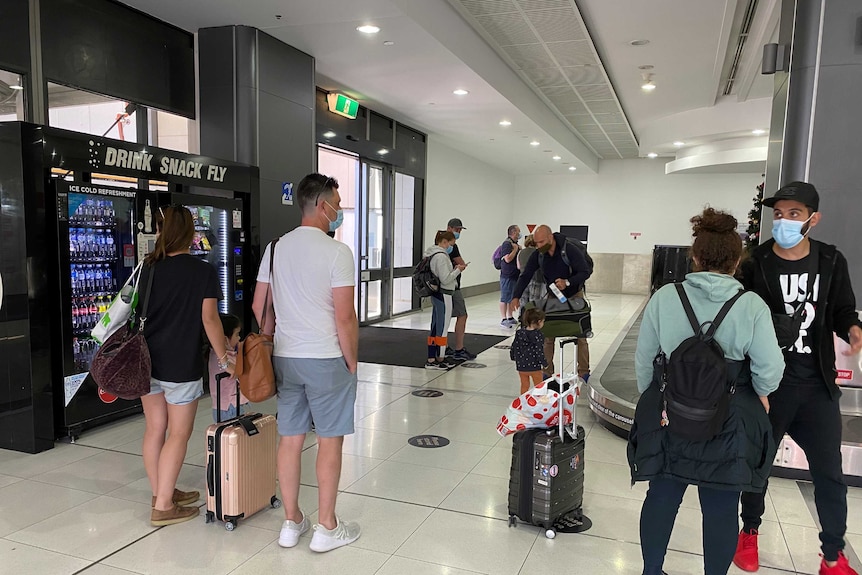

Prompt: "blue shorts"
[273,356,357,438]
[500,276,517,303]
[148,377,203,406]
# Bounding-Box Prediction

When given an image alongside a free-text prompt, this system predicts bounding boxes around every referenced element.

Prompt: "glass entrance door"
[357,161,390,324]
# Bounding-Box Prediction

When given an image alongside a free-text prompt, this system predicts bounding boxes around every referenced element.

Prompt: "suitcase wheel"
[545,528,556,539]
[271,496,282,509]
[225,520,237,532]
[205,511,214,524]
[508,515,516,528]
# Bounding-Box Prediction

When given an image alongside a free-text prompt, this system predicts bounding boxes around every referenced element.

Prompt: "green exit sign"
[326,93,359,119]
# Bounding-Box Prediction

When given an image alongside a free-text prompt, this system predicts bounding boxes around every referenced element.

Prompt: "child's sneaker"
[309,517,361,552]
[278,513,310,548]
[425,361,448,370]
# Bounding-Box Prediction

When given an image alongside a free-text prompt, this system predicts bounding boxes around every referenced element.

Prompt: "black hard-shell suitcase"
[507,337,589,538]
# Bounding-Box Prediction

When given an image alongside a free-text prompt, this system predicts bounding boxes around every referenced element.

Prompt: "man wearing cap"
[444,218,476,361]
[733,182,862,575]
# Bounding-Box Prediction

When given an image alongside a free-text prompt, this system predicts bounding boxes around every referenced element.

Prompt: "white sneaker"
[278,513,310,548]
[309,516,361,552]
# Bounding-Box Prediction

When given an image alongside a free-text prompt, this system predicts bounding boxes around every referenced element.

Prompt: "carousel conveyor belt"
[587,306,862,486]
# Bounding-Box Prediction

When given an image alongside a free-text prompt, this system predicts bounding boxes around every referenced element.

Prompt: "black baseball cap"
[763,181,819,211]
[447,218,466,229]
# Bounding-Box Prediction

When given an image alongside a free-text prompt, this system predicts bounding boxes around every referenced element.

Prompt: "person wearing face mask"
[510,225,592,378]
[733,182,862,575]
[423,230,466,369]
[444,218,476,361]
[252,173,361,553]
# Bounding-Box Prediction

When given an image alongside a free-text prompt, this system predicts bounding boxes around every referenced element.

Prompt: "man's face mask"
[537,243,552,254]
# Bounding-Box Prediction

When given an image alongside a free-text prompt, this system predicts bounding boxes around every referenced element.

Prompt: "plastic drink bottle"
[549,283,567,303]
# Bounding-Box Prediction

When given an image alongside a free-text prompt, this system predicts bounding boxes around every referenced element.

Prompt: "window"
[151,109,191,152]
[48,82,138,142]
[0,70,26,122]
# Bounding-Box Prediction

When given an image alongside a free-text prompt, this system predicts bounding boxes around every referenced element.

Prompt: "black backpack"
[412,252,446,297]
[658,284,745,442]
[538,236,593,278]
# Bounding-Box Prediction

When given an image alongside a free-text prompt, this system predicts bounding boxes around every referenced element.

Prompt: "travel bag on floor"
[507,337,589,539]
[205,372,280,531]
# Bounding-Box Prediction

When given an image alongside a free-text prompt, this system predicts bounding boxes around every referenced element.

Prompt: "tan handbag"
[236,240,278,403]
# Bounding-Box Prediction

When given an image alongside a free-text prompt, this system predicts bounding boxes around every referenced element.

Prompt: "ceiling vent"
[723,0,759,96]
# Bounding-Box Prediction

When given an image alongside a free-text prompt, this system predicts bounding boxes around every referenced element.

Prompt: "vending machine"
[0,121,259,451]
[54,181,145,437]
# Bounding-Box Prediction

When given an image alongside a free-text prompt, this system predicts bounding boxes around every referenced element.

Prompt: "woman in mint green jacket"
[629,208,784,575]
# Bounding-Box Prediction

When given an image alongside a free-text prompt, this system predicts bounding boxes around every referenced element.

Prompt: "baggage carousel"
[587,305,862,487]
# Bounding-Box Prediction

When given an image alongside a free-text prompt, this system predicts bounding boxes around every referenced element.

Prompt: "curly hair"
[689,207,742,275]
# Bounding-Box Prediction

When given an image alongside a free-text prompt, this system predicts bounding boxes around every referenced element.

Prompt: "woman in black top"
[140,206,232,527]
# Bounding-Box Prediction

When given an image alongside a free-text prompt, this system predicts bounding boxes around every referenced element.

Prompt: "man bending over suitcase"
[253,173,360,553]
[510,225,592,378]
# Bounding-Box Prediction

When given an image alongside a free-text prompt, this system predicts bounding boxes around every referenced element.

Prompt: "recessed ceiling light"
[568,166,577,171]
[638,64,654,70]
[378,148,389,155]
[453,88,469,96]
[499,120,511,126]
[530,141,540,146]
[630,39,650,46]
[752,129,767,135]
[552,155,561,160]
[382,41,395,46]
[323,131,336,138]
[673,141,685,147]
[647,152,658,158]
[641,81,656,92]
[9,84,23,90]
[356,25,380,34]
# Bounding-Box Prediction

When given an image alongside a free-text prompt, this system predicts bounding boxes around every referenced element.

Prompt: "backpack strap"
[706,289,746,338]
[674,283,701,335]
[675,283,746,339]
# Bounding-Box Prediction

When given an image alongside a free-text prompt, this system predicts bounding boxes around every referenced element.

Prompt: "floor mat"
[358,327,508,369]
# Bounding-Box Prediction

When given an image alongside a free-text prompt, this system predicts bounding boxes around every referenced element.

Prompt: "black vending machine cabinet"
[0,122,259,452]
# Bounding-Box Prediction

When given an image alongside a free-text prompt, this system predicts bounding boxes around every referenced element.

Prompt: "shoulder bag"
[90,263,155,400]
[236,239,278,402]
[769,243,818,349]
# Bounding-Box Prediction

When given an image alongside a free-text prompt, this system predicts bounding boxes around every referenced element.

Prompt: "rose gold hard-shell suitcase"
[205,373,280,531]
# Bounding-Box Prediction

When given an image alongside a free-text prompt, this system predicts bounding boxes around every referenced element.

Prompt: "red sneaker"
[820,552,859,575]
[733,530,759,572]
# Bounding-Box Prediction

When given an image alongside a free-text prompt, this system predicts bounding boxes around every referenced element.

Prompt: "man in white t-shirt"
[252,173,360,553]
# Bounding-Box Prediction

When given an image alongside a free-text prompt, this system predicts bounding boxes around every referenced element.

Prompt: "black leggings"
[641,477,740,575]
[740,383,847,561]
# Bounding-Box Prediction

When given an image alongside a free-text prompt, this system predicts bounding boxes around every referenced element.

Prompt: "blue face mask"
[445,245,454,254]
[453,232,461,240]
[772,214,813,249]
[324,201,344,232]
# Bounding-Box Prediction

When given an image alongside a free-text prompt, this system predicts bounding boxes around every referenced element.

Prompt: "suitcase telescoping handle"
[214,371,239,424]
[552,337,580,442]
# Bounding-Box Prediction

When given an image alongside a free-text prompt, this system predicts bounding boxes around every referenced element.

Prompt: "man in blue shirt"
[499,225,521,327]
[511,225,592,377]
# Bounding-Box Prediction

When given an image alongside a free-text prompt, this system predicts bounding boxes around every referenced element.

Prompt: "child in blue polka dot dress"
[510,308,547,394]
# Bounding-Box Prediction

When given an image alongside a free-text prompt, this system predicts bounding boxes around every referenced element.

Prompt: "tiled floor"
[0,292,858,574]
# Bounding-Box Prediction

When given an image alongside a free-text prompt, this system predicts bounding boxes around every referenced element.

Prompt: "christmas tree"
[745,180,765,252]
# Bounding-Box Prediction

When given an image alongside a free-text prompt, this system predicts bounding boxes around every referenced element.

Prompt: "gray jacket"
[424,245,461,293]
